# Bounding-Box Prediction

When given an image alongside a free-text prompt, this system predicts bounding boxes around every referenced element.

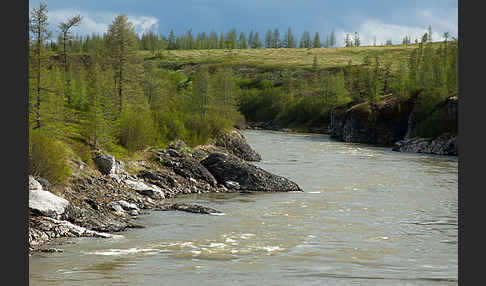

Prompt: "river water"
[29,130,458,285]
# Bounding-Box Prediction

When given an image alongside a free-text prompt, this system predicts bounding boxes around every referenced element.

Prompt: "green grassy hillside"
[138,43,440,70]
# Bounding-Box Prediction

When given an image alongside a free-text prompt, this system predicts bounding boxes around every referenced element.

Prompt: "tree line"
[45,27,340,53]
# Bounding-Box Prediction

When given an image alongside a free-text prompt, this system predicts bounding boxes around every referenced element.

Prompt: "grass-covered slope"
[139,44,432,70]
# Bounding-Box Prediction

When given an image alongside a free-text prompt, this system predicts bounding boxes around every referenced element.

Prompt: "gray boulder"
[34,176,51,192]
[29,176,69,219]
[154,150,218,187]
[117,200,140,212]
[93,153,125,176]
[124,179,165,200]
[201,153,302,192]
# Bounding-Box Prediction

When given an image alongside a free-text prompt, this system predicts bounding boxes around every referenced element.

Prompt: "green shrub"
[116,106,159,153]
[156,111,188,142]
[233,113,246,129]
[29,129,71,185]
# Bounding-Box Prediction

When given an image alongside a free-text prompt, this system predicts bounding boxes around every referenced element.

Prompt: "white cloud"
[418,9,458,37]
[39,9,159,39]
[128,16,159,35]
[337,15,457,47]
[353,19,429,46]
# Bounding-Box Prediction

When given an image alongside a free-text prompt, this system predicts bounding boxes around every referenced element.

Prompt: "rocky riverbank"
[329,94,417,146]
[28,129,302,254]
[329,93,457,156]
[392,96,458,156]
[392,133,457,155]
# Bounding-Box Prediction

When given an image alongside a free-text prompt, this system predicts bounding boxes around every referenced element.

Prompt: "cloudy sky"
[29,0,458,46]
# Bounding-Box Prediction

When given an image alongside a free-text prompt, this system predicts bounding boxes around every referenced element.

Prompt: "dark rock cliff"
[330,94,418,146]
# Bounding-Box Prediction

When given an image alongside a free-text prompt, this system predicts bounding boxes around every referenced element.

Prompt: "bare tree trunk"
[35,27,41,129]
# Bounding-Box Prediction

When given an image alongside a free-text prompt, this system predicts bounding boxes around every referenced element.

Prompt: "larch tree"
[29,1,51,129]
[209,29,218,49]
[58,14,83,105]
[212,66,237,119]
[353,32,361,47]
[248,30,255,48]
[330,29,336,47]
[254,32,262,48]
[428,25,433,42]
[284,27,296,48]
[104,14,139,114]
[226,28,237,49]
[192,65,210,118]
[313,32,322,48]
[239,32,248,49]
[168,29,176,50]
[265,29,273,48]
[273,28,281,48]
[219,32,225,49]
[300,31,311,48]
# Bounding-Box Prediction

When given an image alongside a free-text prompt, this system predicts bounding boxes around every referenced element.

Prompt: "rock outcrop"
[214,129,262,161]
[330,94,417,146]
[201,152,302,192]
[392,133,457,155]
[156,203,221,214]
[29,216,122,251]
[29,176,69,219]
[153,149,218,187]
[394,96,458,155]
[92,153,126,177]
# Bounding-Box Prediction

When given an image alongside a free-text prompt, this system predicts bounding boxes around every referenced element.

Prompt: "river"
[29,130,458,285]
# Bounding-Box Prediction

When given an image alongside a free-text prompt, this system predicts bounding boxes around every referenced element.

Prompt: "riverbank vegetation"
[28,2,458,184]
[237,37,458,132]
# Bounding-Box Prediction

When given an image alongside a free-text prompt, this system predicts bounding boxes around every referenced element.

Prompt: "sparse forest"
[28,1,457,184]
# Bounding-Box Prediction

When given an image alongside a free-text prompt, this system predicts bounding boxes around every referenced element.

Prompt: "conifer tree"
[192,65,210,118]
[330,29,336,47]
[83,63,104,146]
[313,32,322,48]
[58,15,82,104]
[344,33,352,47]
[29,1,51,129]
[168,29,176,50]
[239,32,248,49]
[212,66,237,119]
[104,14,139,114]
[254,32,262,48]
[218,32,225,49]
[226,28,237,49]
[273,28,281,48]
[248,30,255,49]
[265,29,273,48]
[45,66,66,138]
[353,32,361,47]
[184,28,195,49]
[209,29,218,49]
[196,33,203,50]
[283,27,295,48]
[300,31,311,48]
